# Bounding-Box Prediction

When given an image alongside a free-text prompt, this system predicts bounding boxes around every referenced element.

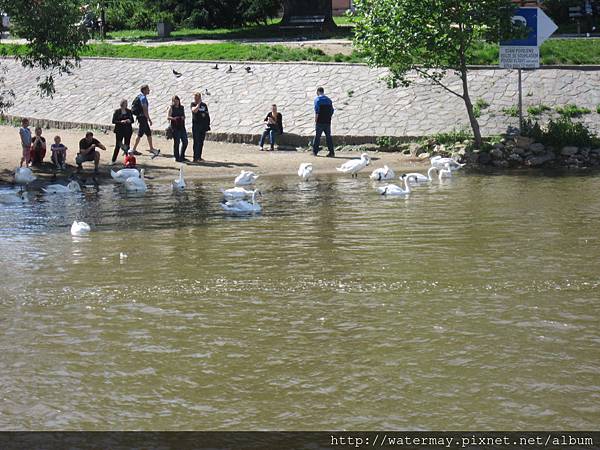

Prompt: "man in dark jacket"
[312,87,335,157]
[190,92,211,162]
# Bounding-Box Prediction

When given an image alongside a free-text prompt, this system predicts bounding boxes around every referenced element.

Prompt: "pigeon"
[226,65,233,73]
[212,64,219,69]
[204,88,210,96]
[244,66,252,73]
[172,69,182,77]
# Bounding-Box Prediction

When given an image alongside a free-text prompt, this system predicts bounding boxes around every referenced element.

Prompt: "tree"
[0,0,88,110]
[352,0,519,148]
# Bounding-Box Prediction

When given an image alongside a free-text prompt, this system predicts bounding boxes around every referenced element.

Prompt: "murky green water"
[1,172,599,430]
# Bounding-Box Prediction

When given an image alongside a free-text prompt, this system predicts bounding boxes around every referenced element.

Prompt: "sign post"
[500,7,558,130]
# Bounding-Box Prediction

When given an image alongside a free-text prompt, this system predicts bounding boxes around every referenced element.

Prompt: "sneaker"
[259,146,264,151]
[150,149,160,160]
[132,150,142,156]
[270,146,275,151]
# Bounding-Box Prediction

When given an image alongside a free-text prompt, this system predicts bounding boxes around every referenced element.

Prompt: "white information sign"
[499,46,540,69]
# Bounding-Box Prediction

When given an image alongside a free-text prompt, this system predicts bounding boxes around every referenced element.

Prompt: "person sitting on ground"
[77,131,106,174]
[30,127,47,165]
[259,104,283,151]
[50,135,68,170]
[19,118,32,168]
[124,148,136,168]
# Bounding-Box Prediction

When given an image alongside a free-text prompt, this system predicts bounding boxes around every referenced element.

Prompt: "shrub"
[376,136,398,148]
[433,129,472,146]
[473,98,490,119]
[555,104,591,118]
[522,117,600,149]
[527,104,551,117]
[502,106,519,117]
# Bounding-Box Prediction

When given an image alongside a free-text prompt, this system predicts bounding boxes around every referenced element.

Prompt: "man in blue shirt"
[312,87,335,157]
[132,84,160,158]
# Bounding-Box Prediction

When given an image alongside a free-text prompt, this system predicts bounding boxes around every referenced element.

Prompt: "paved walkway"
[3,58,599,143]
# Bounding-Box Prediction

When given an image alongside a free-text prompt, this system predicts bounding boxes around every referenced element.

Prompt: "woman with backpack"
[111,98,134,165]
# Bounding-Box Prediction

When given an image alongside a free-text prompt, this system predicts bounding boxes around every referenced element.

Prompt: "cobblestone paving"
[4,58,599,139]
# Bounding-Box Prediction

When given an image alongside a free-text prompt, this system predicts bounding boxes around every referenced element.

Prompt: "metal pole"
[518,69,523,131]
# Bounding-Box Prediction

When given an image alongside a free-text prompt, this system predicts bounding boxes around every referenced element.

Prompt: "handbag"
[165,125,173,140]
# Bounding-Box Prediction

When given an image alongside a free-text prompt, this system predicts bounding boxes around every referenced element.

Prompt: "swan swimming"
[124,169,148,193]
[405,166,437,184]
[221,190,262,214]
[336,153,370,178]
[111,167,140,183]
[221,186,256,201]
[42,181,81,194]
[14,167,36,185]
[0,190,25,204]
[298,163,314,180]
[71,221,91,235]
[172,165,186,190]
[430,156,465,171]
[369,165,395,181]
[377,175,412,196]
[234,170,259,186]
[438,163,453,180]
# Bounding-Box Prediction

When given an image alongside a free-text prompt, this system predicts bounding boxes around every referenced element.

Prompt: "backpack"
[131,95,142,116]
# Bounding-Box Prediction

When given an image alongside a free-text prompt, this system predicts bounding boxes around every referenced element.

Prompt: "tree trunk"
[460,67,483,149]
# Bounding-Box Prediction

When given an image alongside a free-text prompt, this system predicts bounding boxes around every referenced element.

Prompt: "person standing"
[19,118,32,168]
[111,99,134,165]
[30,127,47,165]
[259,104,283,151]
[167,95,188,162]
[312,87,335,157]
[132,84,160,158]
[190,92,211,162]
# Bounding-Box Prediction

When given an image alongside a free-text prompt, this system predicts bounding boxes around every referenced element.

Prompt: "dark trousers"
[192,124,206,160]
[113,129,132,162]
[313,123,334,154]
[173,128,189,161]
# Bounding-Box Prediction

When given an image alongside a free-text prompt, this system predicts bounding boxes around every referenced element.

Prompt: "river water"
[0,171,599,430]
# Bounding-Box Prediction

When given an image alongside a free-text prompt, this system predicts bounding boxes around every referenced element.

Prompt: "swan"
[377,175,412,196]
[221,190,262,214]
[369,165,395,181]
[14,167,36,185]
[71,220,91,235]
[42,181,81,194]
[405,166,437,184]
[298,163,313,180]
[124,169,148,193]
[234,170,259,186]
[438,163,453,180]
[111,167,140,183]
[0,190,25,204]
[172,164,185,190]
[430,156,465,171]
[336,153,370,178]
[220,186,255,201]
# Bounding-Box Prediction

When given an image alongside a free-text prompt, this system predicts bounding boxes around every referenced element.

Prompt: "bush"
[433,129,472,146]
[555,104,592,118]
[527,104,551,117]
[502,105,519,117]
[473,98,490,118]
[522,117,600,149]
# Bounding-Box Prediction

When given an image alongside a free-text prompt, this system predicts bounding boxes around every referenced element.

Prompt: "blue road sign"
[501,7,538,47]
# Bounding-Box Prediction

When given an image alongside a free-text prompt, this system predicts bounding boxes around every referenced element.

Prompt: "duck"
[71,221,91,236]
[221,190,262,214]
[377,175,412,196]
[220,186,256,201]
[430,156,465,171]
[405,166,438,184]
[369,165,395,181]
[298,163,313,180]
[234,170,259,186]
[111,167,140,183]
[42,180,81,194]
[336,153,370,178]
[172,164,185,190]
[124,169,148,193]
[14,167,36,185]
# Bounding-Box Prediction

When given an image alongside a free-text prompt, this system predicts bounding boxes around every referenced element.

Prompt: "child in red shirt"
[124,148,136,168]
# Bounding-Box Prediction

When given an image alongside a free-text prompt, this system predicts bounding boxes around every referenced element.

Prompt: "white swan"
[220,186,255,201]
[14,167,36,185]
[369,165,395,181]
[298,163,314,180]
[221,190,262,214]
[172,165,185,190]
[71,221,91,235]
[234,170,259,186]
[43,181,81,194]
[0,190,25,204]
[111,168,140,183]
[430,156,465,171]
[377,175,412,196]
[438,163,453,180]
[124,169,148,193]
[405,166,437,184]
[336,153,371,178]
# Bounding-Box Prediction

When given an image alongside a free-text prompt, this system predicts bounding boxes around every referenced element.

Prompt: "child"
[19,118,32,168]
[50,135,68,170]
[124,148,136,168]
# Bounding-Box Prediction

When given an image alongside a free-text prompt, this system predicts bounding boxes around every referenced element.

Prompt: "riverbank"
[0,125,429,186]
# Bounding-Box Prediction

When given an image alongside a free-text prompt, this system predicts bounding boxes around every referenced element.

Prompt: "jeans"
[313,123,334,154]
[259,128,278,148]
[113,128,132,162]
[192,124,206,160]
[173,127,188,161]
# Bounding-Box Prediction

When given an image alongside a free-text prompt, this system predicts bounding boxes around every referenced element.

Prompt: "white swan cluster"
[221,170,262,214]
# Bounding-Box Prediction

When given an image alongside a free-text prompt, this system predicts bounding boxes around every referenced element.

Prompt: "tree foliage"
[352,0,519,148]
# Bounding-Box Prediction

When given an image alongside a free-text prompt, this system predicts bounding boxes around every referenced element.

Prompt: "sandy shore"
[0,125,428,186]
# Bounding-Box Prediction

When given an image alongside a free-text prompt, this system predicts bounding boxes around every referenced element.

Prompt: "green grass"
[502,106,519,118]
[555,104,592,118]
[433,129,472,145]
[473,98,490,118]
[527,104,552,117]
[597,105,600,114]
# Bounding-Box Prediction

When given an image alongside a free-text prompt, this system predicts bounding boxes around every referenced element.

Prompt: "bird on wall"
[226,65,233,73]
[172,69,182,77]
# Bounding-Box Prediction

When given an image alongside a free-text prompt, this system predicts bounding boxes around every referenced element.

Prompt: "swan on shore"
[234,170,259,186]
[298,163,314,180]
[221,190,262,214]
[124,169,147,193]
[337,153,370,178]
[14,167,36,185]
[405,166,437,184]
[377,175,412,196]
[172,165,185,190]
[369,165,395,181]
[71,221,91,235]
[43,181,81,194]
[111,168,140,183]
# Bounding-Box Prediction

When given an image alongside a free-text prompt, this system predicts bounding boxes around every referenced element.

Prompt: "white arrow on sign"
[537,8,558,46]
